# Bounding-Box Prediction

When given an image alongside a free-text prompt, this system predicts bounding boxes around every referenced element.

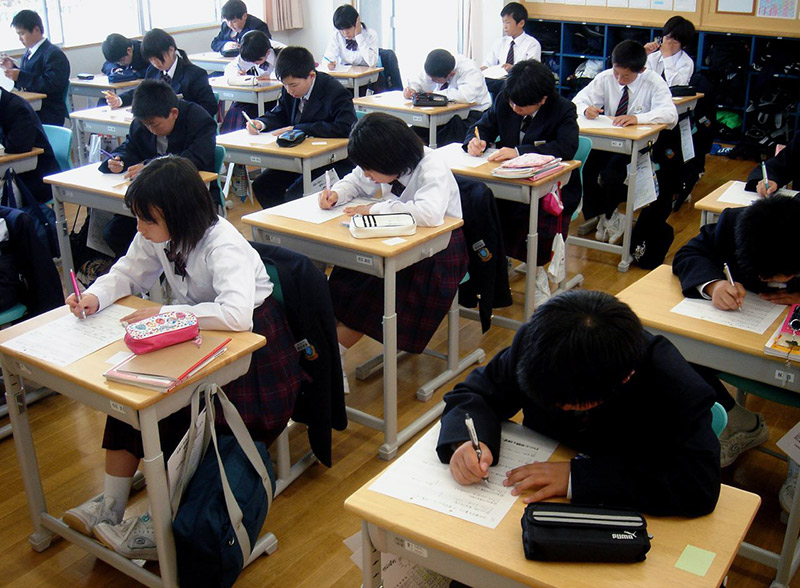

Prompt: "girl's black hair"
[124,156,218,254]
[347,112,424,176]
[240,30,271,63]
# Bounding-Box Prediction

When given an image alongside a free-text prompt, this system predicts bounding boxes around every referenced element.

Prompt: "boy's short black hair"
[504,59,556,106]
[221,0,248,20]
[516,290,645,408]
[333,4,359,29]
[735,195,800,280]
[424,49,456,79]
[348,112,424,177]
[141,28,177,62]
[240,30,271,63]
[274,46,315,80]
[500,2,528,23]
[125,156,217,254]
[662,16,695,49]
[611,40,647,73]
[10,10,43,33]
[102,34,132,63]
[131,79,179,119]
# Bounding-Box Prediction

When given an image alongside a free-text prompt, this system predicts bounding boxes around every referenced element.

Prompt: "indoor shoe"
[606,211,626,246]
[719,413,769,467]
[94,513,158,561]
[780,474,797,513]
[63,495,120,537]
[595,215,608,241]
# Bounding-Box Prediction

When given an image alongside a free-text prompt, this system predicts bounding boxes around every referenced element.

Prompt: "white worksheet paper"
[577,115,616,129]
[679,117,695,162]
[670,296,785,334]
[482,65,508,80]
[633,152,658,210]
[369,421,558,529]
[435,142,497,169]
[717,180,798,206]
[263,193,377,224]
[3,303,131,366]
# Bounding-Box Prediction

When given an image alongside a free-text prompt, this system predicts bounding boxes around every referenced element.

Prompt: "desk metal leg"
[301,160,313,197]
[258,94,266,116]
[361,520,382,588]
[773,469,800,587]
[524,188,540,320]
[380,258,399,461]
[53,186,73,289]
[75,119,87,166]
[429,123,437,149]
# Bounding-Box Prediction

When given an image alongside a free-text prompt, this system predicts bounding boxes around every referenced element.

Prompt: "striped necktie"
[390,180,405,196]
[615,85,629,117]
[506,40,515,65]
[161,71,172,85]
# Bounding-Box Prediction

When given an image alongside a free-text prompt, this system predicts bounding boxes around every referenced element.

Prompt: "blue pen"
[761,162,770,192]
[100,148,116,160]
[322,56,332,63]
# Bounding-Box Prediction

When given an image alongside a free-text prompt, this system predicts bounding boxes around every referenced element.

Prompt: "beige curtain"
[264,0,304,32]
[461,0,481,59]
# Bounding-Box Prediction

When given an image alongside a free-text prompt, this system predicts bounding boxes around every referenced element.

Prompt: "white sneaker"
[595,216,608,241]
[780,460,800,513]
[606,210,626,245]
[719,413,769,467]
[63,495,120,537]
[94,513,158,561]
[339,344,350,395]
[535,267,551,307]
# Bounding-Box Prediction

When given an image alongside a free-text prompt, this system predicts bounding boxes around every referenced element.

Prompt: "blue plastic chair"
[214,144,227,216]
[710,401,728,438]
[570,136,593,222]
[42,124,73,171]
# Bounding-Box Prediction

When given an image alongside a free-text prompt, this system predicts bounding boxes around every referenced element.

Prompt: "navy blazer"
[101,39,148,79]
[0,88,61,203]
[13,39,70,126]
[118,55,218,118]
[437,329,721,517]
[673,204,800,297]
[255,72,356,138]
[210,14,271,53]
[745,134,799,193]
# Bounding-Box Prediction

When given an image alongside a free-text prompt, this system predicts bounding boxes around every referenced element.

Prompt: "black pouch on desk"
[670,85,696,97]
[521,502,651,563]
[276,129,306,147]
[412,92,448,107]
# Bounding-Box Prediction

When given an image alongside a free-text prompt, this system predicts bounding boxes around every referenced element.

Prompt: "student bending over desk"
[323,4,379,71]
[63,156,303,561]
[319,112,468,395]
[437,289,721,517]
[101,34,148,82]
[211,0,271,55]
[745,134,799,197]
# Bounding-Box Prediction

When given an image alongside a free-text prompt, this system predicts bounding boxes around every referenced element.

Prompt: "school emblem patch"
[472,239,492,262]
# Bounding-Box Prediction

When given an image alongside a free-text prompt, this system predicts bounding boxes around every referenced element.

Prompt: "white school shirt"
[25,38,46,58]
[572,68,678,129]
[86,217,272,331]
[645,49,694,87]
[224,50,278,82]
[332,147,462,226]
[323,25,379,68]
[483,32,542,67]
[409,54,492,112]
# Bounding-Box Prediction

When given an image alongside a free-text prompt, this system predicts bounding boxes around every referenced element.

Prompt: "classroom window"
[59,0,140,46]
[393,0,459,80]
[0,0,63,53]
[148,0,218,31]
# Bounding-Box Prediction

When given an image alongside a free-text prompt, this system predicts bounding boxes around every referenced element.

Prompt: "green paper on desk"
[675,544,716,576]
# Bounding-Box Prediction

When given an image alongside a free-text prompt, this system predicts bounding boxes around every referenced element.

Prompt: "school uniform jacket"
[645,49,694,87]
[409,54,492,113]
[101,39,148,79]
[437,329,721,517]
[745,134,799,193]
[0,88,61,203]
[672,204,800,297]
[255,71,356,138]
[118,56,218,118]
[483,32,542,66]
[323,24,379,67]
[210,14,271,53]
[12,39,70,126]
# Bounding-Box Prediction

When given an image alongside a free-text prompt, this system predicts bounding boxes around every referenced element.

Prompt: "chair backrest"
[570,135,593,221]
[42,124,73,171]
[710,401,728,438]
[213,144,226,214]
[377,48,403,92]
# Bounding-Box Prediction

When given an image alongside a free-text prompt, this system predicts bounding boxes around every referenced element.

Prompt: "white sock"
[727,403,758,432]
[339,343,350,394]
[104,473,133,520]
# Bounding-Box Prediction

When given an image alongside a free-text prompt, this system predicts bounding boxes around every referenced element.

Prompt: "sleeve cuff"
[567,471,573,500]
[698,280,718,299]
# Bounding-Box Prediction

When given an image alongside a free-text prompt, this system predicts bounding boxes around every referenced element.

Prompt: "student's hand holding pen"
[402,87,416,100]
[66,292,99,318]
[0,54,14,69]
[449,440,493,485]
[706,279,746,311]
[504,461,571,504]
[756,179,777,198]
[103,91,122,109]
[467,136,487,156]
[318,189,338,209]
[584,105,603,119]
[107,156,125,174]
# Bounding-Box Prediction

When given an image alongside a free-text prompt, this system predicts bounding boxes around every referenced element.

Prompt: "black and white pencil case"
[348,213,417,239]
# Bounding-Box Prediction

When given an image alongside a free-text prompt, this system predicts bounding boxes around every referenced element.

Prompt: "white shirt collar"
[302,76,316,101]
[166,56,179,79]
[26,38,46,57]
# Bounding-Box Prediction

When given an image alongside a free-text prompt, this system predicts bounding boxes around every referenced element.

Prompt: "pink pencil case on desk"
[124,311,200,354]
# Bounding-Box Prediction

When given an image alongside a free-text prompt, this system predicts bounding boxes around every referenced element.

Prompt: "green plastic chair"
[0,303,27,327]
[710,401,728,438]
[42,124,73,171]
[570,136,593,222]
[214,144,227,216]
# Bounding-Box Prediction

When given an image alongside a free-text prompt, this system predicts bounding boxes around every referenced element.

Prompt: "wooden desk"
[44,163,216,284]
[353,91,475,149]
[0,296,265,588]
[449,159,580,326]
[216,129,349,197]
[13,89,46,111]
[570,121,666,272]
[69,105,134,165]
[673,93,704,116]
[243,210,468,460]
[187,51,235,73]
[325,65,383,97]
[617,265,800,587]
[209,76,282,116]
[0,148,43,176]
[694,180,749,226]
[67,75,142,110]
[345,442,760,588]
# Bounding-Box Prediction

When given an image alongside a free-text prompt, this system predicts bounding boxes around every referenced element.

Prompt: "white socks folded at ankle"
[339,342,350,394]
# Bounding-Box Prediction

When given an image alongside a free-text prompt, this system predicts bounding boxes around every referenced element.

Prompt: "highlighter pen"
[723,262,742,312]
[464,413,489,485]
[242,111,257,132]
[70,269,86,319]
[325,169,331,194]
[761,162,770,193]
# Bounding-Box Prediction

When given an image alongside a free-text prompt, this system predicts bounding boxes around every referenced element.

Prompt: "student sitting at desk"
[99,80,218,259]
[673,195,800,509]
[106,29,218,118]
[644,16,696,87]
[246,46,357,209]
[573,40,677,245]
[63,155,303,561]
[1,10,70,127]
[319,112,468,394]
[403,49,492,147]
[481,2,541,96]
[437,289,721,517]
[211,0,271,56]
[323,5,379,71]
[745,134,799,197]
[101,34,148,82]
[464,59,578,301]
[0,87,61,204]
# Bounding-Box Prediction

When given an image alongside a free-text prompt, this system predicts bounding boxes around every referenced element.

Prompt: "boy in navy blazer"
[211,0,271,55]
[246,46,356,208]
[745,134,799,197]
[101,34,148,81]
[1,10,70,127]
[100,80,218,258]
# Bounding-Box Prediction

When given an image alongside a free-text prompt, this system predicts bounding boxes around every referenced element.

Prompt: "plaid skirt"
[220,101,277,134]
[102,295,305,457]
[498,200,568,265]
[328,228,467,354]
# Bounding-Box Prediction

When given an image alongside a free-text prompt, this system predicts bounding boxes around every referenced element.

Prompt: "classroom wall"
[475,0,505,65]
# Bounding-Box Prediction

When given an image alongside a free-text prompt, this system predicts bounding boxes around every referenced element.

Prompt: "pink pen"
[70,269,86,319]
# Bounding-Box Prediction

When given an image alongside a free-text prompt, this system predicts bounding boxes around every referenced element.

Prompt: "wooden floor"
[2,153,800,587]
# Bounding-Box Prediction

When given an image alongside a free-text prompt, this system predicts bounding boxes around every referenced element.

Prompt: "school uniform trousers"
[464,89,579,262]
[98,100,218,257]
[0,88,61,203]
[12,39,71,127]
[745,133,799,192]
[437,328,721,517]
[250,72,357,209]
[211,14,271,53]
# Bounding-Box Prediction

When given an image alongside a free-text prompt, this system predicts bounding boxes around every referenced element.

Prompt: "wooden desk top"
[216,129,348,159]
[451,159,581,187]
[69,75,142,90]
[0,148,44,164]
[353,90,476,115]
[12,90,46,102]
[673,93,705,106]
[325,65,383,80]
[345,451,759,588]
[616,265,788,359]
[187,51,235,64]
[69,104,134,124]
[694,180,744,215]
[577,120,667,141]
[243,211,463,259]
[209,77,282,93]
[0,296,264,410]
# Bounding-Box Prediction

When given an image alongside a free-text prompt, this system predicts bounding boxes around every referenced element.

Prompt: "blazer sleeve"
[178,107,217,172]
[672,213,734,297]
[518,99,579,159]
[745,134,799,191]
[183,67,218,118]
[463,105,500,152]
[255,91,292,130]
[16,47,70,97]
[210,23,230,52]
[98,122,149,173]
[101,60,117,76]
[2,100,37,153]
[293,83,356,138]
